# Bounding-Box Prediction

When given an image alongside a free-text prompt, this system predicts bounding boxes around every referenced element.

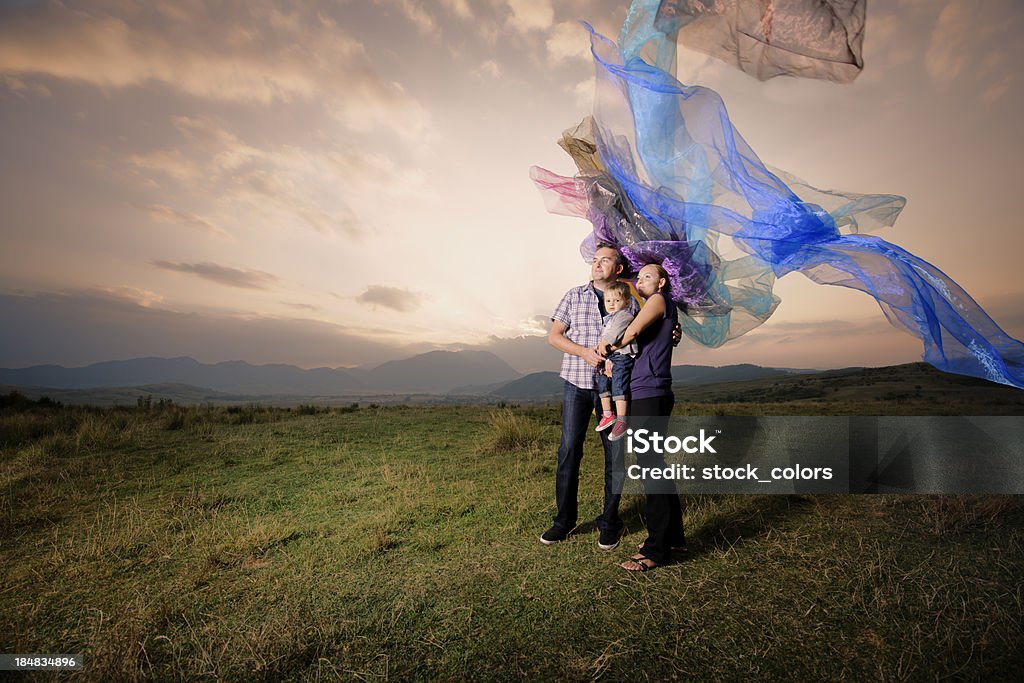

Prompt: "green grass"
[2,401,1023,680]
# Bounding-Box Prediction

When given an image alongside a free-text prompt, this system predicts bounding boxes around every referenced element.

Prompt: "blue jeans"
[553,380,624,534]
[596,353,635,402]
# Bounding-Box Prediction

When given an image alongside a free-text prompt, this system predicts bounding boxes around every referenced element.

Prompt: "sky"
[1,0,1022,373]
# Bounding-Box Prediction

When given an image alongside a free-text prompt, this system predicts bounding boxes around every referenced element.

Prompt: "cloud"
[355,285,424,313]
[127,148,203,184]
[925,0,1019,101]
[546,22,588,63]
[127,120,349,236]
[0,289,411,369]
[0,1,431,139]
[982,74,1014,104]
[473,60,502,80]
[506,0,554,34]
[170,116,265,172]
[2,74,51,98]
[853,11,916,84]
[925,1,973,83]
[149,261,282,290]
[230,168,361,236]
[666,314,925,370]
[569,78,594,109]
[97,286,164,308]
[456,333,559,374]
[124,116,435,237]
[0,289,559,374]
[282,301,320,311]
[4,284,988,376]
[440,0,472,20]
[975,292,1024,338]
[374,0,439,38]
[1,5,439,242]
[524,315,553,334]
[136,203,231,239]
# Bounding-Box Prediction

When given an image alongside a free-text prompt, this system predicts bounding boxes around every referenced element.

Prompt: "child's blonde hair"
[604,280,632,302]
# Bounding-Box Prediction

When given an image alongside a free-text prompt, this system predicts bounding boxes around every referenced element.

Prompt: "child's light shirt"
[599,309,638,356]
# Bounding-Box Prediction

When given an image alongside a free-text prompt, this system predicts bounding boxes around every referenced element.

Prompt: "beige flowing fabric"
[642,0,866,82]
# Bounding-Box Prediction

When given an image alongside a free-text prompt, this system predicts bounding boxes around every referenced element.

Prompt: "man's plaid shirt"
[551,282,639,390]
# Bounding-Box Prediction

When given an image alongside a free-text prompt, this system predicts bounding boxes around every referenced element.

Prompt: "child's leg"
[610,354,635,421]
[595,370,613,416]
[595,372,616,432]
[614,397,628,417]
[606,356,634,441]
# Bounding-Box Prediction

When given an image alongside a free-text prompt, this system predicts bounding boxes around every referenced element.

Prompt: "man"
[541,243,638,550]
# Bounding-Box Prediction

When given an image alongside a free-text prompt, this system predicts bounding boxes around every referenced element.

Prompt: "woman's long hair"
[644,263,671,295]
[643,262,688,313]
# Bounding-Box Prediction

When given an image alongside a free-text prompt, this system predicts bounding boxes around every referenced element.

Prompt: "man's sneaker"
[597,527,621,550]
[607,419,628,442]
[595,414,616,432]
[539,526,569,545]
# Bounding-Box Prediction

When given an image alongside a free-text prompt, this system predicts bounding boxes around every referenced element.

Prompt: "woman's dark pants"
[632,394,685,565]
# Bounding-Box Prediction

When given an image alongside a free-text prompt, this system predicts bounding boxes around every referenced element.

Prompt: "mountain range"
[0,353,813,403]
[5,361,1021,409]
[0,351,521,396]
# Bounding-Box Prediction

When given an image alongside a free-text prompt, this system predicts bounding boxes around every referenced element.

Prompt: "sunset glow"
[2,0,1021,372]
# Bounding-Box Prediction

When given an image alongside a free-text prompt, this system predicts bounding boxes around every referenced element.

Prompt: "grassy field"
[2,396,1023,681]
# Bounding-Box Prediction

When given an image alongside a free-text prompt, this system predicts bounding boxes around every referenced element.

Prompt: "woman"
[602,263,685,571]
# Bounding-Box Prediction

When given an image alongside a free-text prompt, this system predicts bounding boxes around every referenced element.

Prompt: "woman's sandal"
[620,555,658,572]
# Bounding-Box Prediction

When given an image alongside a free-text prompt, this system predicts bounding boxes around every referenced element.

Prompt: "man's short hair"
[604,280,631,301]
[594,242,626,273]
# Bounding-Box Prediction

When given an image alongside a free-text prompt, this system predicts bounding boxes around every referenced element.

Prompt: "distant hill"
[672,362,1024,406]
[671,363,795,385]
[7,356,1016,409]
[0,382,466,407]
[490,371,563,399]
[0,357,365,395]
[361,350,520,393]
[458,364,804,401]
[454,362,1023,406]
[447,379,517,396]
[0,382,242,407]
[4,362,1020,409]
[0,351,520,396]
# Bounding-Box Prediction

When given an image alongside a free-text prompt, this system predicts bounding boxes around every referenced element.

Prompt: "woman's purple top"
[630,292,678,400]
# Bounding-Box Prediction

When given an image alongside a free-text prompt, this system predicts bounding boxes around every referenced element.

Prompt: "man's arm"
[549,319,605,368]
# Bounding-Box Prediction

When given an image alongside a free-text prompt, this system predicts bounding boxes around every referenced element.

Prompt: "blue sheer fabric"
[531,6,1024,388]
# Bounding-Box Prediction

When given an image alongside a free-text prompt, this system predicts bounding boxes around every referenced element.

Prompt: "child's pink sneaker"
[608,419,629,441]
[595,414,616,432]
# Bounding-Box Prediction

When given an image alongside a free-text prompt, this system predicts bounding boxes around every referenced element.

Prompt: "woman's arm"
[607,293,665,352]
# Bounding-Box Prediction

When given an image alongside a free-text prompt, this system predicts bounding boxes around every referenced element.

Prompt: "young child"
[595,281,638,441]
